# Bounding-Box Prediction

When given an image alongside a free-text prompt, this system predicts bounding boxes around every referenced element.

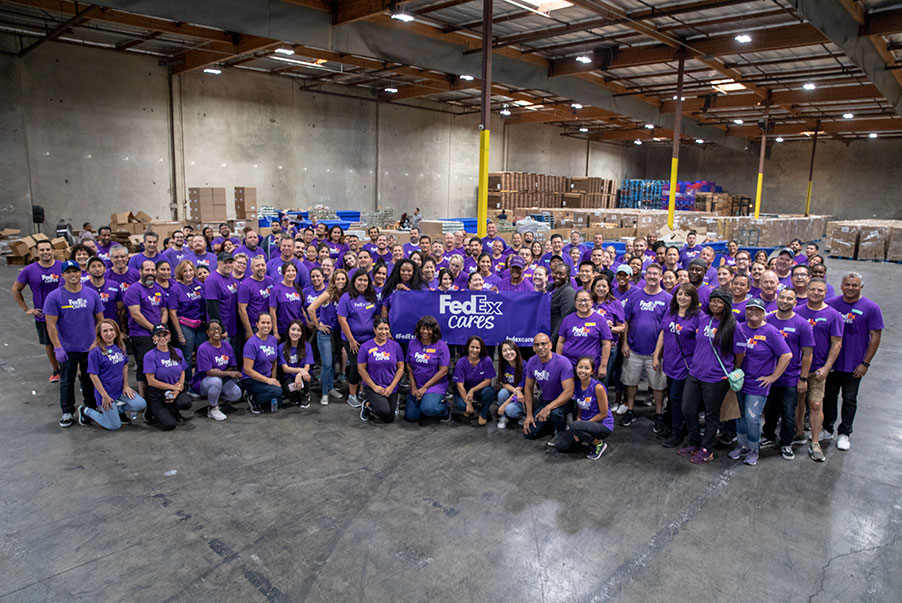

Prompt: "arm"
[207,367,242,379]
[555,333,566,356]
[238,302,253,338]
[337,316,358,353]
[815,336,843,380]
[522,376,536,433]
[169,307,186,345]
[621,320,631,357]
[536,378,575,421]
[12,281,40,317]
[599,340,611,378]
[160,307,168,325]
[469,378,492,399]
[798,347,812,394]
[128,304,156,332]
[122,363,136,398]
[853,330,882,378]
[45,314,61,349]
[758,352,792,387]
[206,298,221,322]
[652,331,665,371]
[307,292,330,332]
[89,374,114,410]
[357,362,379,393]
[592,383,609,422]
[733,353,745,369]
[242,356,279,387]
[387,361,405,394]
[414,366,449,398]
[145,373,179,391]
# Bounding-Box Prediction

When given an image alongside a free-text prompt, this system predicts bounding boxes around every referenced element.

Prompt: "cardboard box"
[52,249,68,261]
[50,237,68,250]
[856,225,888,260]
[9,239,31,257]
[134,211,153,223]
[32,233,49,243]
[829,223,859,258]
[0,228,21,239]
[886,227,902,262]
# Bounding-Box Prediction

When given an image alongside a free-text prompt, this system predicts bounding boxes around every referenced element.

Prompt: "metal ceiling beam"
[788,0,902,115]
[172,36,283,74]
[16,3,100,57]
[861,7,902,36]
[725,116,902,136]
[660,84,883,112]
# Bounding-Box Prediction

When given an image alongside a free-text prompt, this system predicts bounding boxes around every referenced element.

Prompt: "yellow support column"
[754,172,764,219]
[667,157,678,229]
[477,129,490,237]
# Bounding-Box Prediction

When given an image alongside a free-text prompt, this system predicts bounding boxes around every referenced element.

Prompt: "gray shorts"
[621,353,667,390]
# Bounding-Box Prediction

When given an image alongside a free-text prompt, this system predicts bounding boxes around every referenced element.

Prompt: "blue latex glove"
[54,347,68,364]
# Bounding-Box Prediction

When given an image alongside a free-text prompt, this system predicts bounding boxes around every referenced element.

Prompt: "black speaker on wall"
[32,205,44,224]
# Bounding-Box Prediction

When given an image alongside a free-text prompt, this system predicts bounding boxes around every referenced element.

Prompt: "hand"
[606,319,613,329]
[397,283,410,291]
[222,331,229,339]
[621,343,631,359]
[652,356,660,372]
[536,407,550,422]
[515,388,524,401]
[522,414,536,433]
[273,332,281,341]
[123,386,136,399]
[54,347,68,364]
[756,375,779,387]
[268,378,281,387]
[814,367,829,381]
[178,335,186,345]
[301,370,311,382]
[101,395,114,411]
[350,339,360,354]
[797,379,808,394]
[414,387,426,400]
[852,363,869,379]
[597,369,607,380]
[230,371,242,379]
[26,308,42,318]
[317,323,331,334]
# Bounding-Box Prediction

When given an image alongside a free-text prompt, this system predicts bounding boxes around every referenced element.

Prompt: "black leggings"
[681,375,729,450]
[343,337,371,386]
[366,391,399,423]
[146,387,192,431]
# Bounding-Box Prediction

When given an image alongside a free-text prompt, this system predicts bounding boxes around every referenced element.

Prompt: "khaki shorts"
[621,353,667,390]
[807,374,826,401]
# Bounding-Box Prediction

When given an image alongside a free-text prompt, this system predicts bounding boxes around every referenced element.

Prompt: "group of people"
[11,218,883,464]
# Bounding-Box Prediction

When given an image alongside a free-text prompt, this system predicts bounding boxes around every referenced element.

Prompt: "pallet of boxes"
[110,210,185,252]
[187,187,228,223]
[4,232,67,265]
[827,219,902,262]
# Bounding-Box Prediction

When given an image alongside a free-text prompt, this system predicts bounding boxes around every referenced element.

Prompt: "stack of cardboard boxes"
[827,219,902,261]
[188,187,227,222]
[234,187,257,221]
[487,171,619,212]
[694,193,751,216]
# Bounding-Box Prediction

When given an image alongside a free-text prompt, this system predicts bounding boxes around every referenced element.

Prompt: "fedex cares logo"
[639,300,665,311]
[413,352,432,364]
[570,325,591,338]
[42,273,60,284]
[369,349,392,361]
[439,294,503,329]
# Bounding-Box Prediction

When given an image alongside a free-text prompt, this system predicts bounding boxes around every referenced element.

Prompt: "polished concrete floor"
[0,259,899,602]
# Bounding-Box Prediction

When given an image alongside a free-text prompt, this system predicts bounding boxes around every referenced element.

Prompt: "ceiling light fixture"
[803,82,816,90]
[391,12,415,22]
[274,47,295,56]
[271,56,326,68]
[843,112,854,119]
[735,34,752,43]
[672,95,686,101]
[579,127,589,132]
[384,87,398,94]
[203,68,221,75]
[695,138,704,144]
[459,74,475,81]
[775,136,784,142]
[869,132,878,138]
[733,119,744,125]
[571,103,583,109]
[633,139,643,145]
[644,123,655,129]
[500,108,511,116]
[575,55,592,64]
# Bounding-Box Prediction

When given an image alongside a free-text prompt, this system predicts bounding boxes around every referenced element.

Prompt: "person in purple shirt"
[404,315,451,422]
[481,221,506,255]
[540,234,575,273]
[653,283,701,448]
[612,265,634,302]
[729,274,751,323]
[241,312,283,414]
[809,262,836,298]
[371,234,392,266]
[278,319,314,409]
[687,258,711,312]
[142,323,192,430]
[358,318,405,423]
[563,230,588,259]
[212,223,241,253]
[380,259,426,318]
[234,230,267,264]
[308,269,349,405]
[338,269,381,408]
[761,288,814,460]
[557,289,613,380]
[452,335,497,424]
[795,278,844,462]
[85,256,122,324]
[772,248,795,291]
[402,228,421,258]
[162,230,190,269]
[192,319,241,421]
[496,340,526,428]
[205,252,242,363]
[187,234,217,273]
[620,264,672,431]
[475,254,502,291]
[824,272,884,452]
[94,226,114,266]
[498,256,533,292]
[325,226,348,266]
[123,260,168,397]
[678,231,701,268]
[522,333,575,442]
[272,263,306,340]
[237,256,275,339]
[44,260,105,427]
[169,260,206,385]
[11,240,63,380]
[552,356,613,459]
[591,275,626,393]
[127,231,162,271]
[729,298,792,466]
[678,289,745,465]
[266,237,311,289]
[83,318,146,430]
[104,245,140,297]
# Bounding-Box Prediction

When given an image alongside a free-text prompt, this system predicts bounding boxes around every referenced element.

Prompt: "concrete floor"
[0,259,899,602]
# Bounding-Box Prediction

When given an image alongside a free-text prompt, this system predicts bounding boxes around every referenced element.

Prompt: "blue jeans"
[198,376,242,407]
[85,393,146,430]
[737,393,768,451]
[498,388,524,418]
[668,377,687,433]
[405,392,448,421]
[524,396,573,439]
[178,325,205,386]
[763,385,798,447]
[241,377,283,410]
[453,386,496,419]
[316,330,336,394]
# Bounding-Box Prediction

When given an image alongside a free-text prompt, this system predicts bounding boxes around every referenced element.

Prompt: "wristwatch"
[799,376,808,382]
[862,361,871,368]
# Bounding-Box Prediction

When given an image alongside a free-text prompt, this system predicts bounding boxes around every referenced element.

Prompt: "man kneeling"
[523,333,574,445]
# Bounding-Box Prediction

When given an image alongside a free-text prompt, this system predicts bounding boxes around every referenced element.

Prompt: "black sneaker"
[77,404,91,426]
[653,414,665,434]
[244,390,261,415]
[781,445,795,460]
[143,407,155,425]
[440,405,452,423]
[360,404,370,422]
[299,394,311,410]
[59,412,74,428]
[760,437,776,449]
[119,412,131,425]
[662,432,684,448]
[619,410,635,427]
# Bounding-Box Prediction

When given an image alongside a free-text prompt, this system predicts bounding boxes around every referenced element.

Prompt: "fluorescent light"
[695,138,704,144]
[571,103,583,109]
[575,55,592,64]
[274,48,295,56]
[843,112,854,119]
[459,74,475,81]
[775,137,784,142]
[203,68,221,75]
[711,78,747,93]
[869,132,878,138]
[633,139,643,145]
[384,87,398,94]
[500,108,511,116]
[733,119,744,125]
[391,13,414,22]
[735,34,752,43]
[644,123,655,129]
[579,127,589,132]
[803,82,816,90]
[271,56,325,68]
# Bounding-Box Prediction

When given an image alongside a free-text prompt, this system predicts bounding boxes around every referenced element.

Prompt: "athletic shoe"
[347,394,362,408]
[662,432,684,448]
[836,434,851,451]
[186,391,202,399]
[643,397,654,407]
[59,412,74,428]
[360,404,370,422]
[717,432,737,447]
[653,414,666,435]
[299,395,311,409]
[320,395,329,406]
[689,447,713,464]
[49,370,60,383]
[246,392,262,415]
[619,410,635,427]
[546,437,559,447]
[677,444,700,457]
[759,437,776,449]
[587,441,608,460]
[781,445,795,460]
[819,429,833,442]
[143,407,154,425]
[497,416,507,429]
[792,432,808,445]
[808,442,826,462]
[614,403,628,415]
[328,388,342,398]
[77,405,91,426]
[728,446,750,460]
[744,450,759,466]
[119,412,131,425]
[207,407,227,421]
[336,373,347,383]
[440,406,452,423]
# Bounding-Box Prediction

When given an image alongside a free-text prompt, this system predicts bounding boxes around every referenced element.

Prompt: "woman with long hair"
[381,258,424,318]
[142,323,192,430]
[552,356,613,460]
[337,269,380,408]
[279,319,314,409]
[271,262,305,340]
[404,315,451,422]
[308,269,349,405]
[452,335,497,425]
[326,225,348,268]
[82,319,146,430]
[241,312,283,414]
[591,274,626,401]
[556,289,613,379]
[495,340,525,429]
[358,317,404,423]
[436,268,457,292]
[169,260,206,386]
[192,319,242,421]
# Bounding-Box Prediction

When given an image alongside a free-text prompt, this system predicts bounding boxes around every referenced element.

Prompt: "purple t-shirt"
[525,352,574,402]
[266,256,311,289]
[679,245,701,268]
[731,297,750,323]
[43,286,102,352]
[406,339,451,394]
[15,260,63,322]
[403,242,421,257]
[123,282,167,337]
[453,355,496,390]
[690,317,744,383]
[767,313,815,387]
[105,267,139,294]
[827,296,884,373]
[481,236,507,254]
[796,304,845,371]
[205,271,239,334]
[623,289,672,356]
[87,344,128,405]
[242,334,279,379]
[574,378,614,430]
[498,275,533,293]
[500,362,526,388]
[611,284,633,302]
[86,278,121,322]
[237,276,275,327]
[188,251,217,272]
[271,282,304,332]
[303,286,326,318]
[95,241,114,266]
[279,341,314,368]
[661,310,701,381]
[559,312,613,369]
[171,279,206,323]
[213,236,241,250]
[737,322,791,396]
[696,284,712,312]
[337,292,380,342]
[358,338,403,391]
[192,340,236,391]
[143,347,186,384]
[234,245,267,263]
[594,299,625,347]
[127,251,162,272]
[326,242,348,265]
[162,247,190,269]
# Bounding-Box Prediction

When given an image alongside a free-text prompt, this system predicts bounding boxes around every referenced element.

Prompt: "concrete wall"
[643,138,902,220]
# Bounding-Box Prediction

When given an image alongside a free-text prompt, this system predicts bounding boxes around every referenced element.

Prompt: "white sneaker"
[328,388,342,398]
[320,395,329,406]
[615,403,628,415]
[207,407,227,421]
[836,434,851,451]
[347,394,362,408]
[819,429,833,442]
[497,416,508,429]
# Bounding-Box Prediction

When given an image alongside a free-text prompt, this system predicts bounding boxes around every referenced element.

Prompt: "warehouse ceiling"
[2,0,902,146]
